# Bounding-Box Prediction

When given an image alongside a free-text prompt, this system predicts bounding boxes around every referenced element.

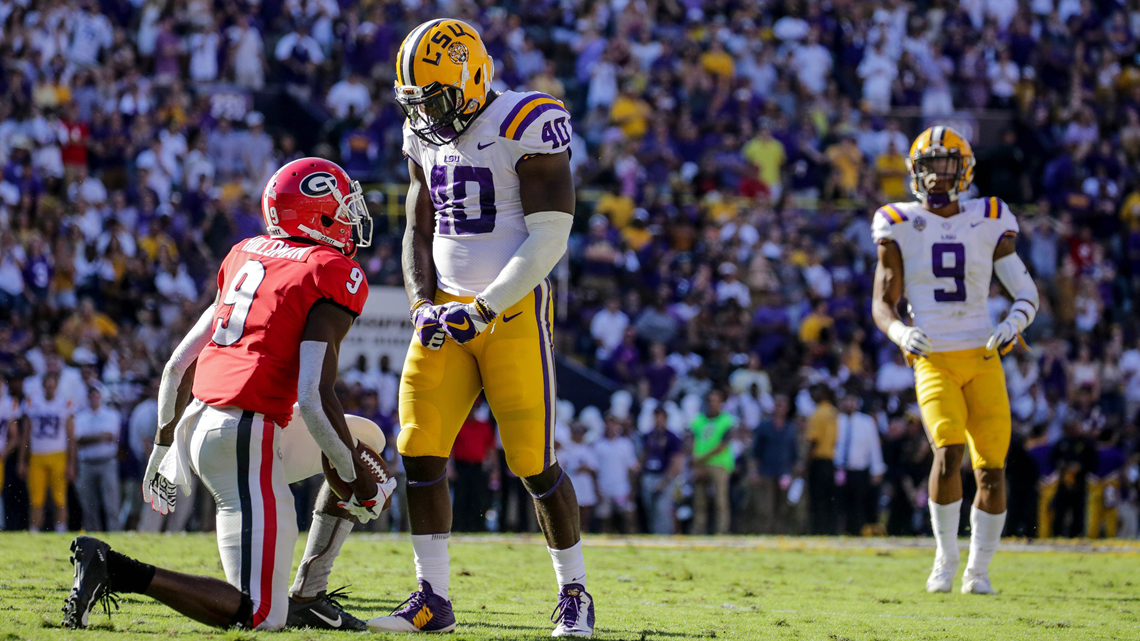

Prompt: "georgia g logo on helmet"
[394,19,494,146]
[261,158,373,257]
[299,171,336,198]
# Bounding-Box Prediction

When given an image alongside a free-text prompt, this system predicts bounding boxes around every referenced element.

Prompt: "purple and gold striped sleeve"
[871,203,907,245]
[499,93,572,156]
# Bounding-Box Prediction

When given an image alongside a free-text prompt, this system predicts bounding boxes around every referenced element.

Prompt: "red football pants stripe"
[252,417,278,627]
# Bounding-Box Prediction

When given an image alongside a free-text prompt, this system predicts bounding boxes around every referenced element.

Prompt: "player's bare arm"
[404,159,447,351]
[518,150,575,215]
[404,160,438,306]
[65,415,76,481]
[872,241,931,357]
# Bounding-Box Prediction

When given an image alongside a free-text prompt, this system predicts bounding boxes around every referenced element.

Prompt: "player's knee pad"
[504,449,546,480]
[345,414,386,453]
[396,424,453,459]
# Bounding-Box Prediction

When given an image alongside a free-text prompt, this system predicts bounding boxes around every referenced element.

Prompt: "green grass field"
[0,533,1137,641]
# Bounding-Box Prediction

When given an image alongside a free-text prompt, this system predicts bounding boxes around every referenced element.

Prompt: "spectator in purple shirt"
[22,236,54,304]
[603,327,642,386]
[640,407,683,534]
[642,343,676,401]
[751,394,800,534]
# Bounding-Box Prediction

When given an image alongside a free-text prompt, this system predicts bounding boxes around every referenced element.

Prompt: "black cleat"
[63,536,119,629]
[286,586,367,630]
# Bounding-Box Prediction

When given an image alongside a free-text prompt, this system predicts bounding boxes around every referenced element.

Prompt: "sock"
[54,523,67,533]
[107,549,157,594]
[290,512,354,598]
[966,506,1006,575]
[412,533,450,600]
[548,541,586,589]
[929,498,962,564]
[29,526,41,533]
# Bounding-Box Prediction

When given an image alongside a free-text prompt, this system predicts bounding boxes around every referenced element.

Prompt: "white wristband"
[887,320,909,346]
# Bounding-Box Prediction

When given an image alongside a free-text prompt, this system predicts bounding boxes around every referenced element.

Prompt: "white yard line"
[356,533,1140,554]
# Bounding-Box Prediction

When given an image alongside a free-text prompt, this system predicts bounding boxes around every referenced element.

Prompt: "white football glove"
[338,475,397,524]
[887,320,933,358]
[986,309,1030,355]
[143,444,178,515]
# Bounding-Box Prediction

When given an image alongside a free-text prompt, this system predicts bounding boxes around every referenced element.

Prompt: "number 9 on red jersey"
[193,235,369,426]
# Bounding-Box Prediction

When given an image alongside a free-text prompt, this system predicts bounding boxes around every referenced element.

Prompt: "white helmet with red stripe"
[262,157,372,256]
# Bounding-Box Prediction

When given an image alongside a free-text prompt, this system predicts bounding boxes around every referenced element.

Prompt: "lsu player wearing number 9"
[870,126,1039,598]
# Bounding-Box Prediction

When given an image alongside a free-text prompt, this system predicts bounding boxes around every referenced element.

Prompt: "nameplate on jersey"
[241,237,316,262]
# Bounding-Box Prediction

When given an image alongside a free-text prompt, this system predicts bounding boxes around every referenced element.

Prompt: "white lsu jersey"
[23,394,73,455]
[872,197,1019,352]
[403,90,573,297]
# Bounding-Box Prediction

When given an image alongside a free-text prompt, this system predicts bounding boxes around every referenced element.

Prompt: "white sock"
[54,523,67,533]
[548,541,586,589]
[966,506,1006,575]
[412,533,450,599]
[291,513,354,598]
[929,498,962,564]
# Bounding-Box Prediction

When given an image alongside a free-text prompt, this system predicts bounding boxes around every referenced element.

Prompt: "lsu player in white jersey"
[370,19,592,637]
[872,126,1039,595]
[20,372,76,532]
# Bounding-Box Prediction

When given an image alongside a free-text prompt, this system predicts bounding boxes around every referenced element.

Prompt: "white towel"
[157,399,208,496]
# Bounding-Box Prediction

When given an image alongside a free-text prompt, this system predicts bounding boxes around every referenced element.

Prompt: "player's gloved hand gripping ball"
[322,442,397,524]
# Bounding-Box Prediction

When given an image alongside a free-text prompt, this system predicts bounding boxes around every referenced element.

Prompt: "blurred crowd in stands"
[1,0,1139,538]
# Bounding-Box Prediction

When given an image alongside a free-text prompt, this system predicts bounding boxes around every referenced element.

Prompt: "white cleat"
[961,569,996,595]
[550,583,594,638]
[925,557,958,593]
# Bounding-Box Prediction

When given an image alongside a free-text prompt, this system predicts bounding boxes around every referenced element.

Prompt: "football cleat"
[368,581,456,633]
[925,556,958,594]
[287,587,367,630]
[63,536,120,629]
[550,583,594,638]
[961,569,996,595]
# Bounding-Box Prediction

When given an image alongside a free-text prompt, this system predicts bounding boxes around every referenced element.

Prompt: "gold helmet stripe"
[400,19,444,86]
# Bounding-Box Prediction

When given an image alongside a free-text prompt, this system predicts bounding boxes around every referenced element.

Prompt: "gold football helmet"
[907,126,976,208]
[395,19,494,145]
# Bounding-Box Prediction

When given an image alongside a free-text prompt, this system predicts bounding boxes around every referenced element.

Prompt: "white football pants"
[186,401,384,630]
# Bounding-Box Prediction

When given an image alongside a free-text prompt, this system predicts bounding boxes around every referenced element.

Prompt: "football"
[322,441,394,512]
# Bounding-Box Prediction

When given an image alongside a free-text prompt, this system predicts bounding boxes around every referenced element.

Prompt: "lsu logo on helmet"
[395,19,494,146]
[907,126,976,209]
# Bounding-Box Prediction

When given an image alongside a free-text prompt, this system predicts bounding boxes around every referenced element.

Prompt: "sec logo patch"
[300,171,336,198]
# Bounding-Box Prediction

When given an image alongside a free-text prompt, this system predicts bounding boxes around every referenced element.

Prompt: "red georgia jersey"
[193,236,368,425]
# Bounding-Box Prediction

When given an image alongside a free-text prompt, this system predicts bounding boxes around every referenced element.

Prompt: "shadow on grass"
[467,621,704,639]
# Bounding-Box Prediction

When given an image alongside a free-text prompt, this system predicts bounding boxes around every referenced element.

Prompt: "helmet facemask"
[396,82,471,146]
[909,150,967,209]
[295,175,372,252]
